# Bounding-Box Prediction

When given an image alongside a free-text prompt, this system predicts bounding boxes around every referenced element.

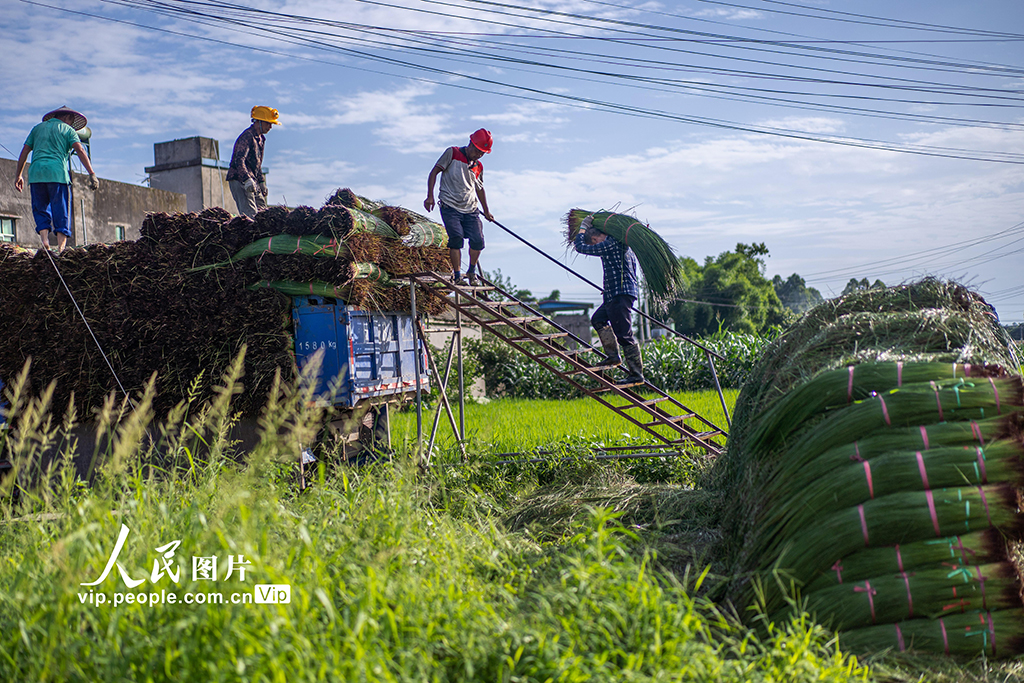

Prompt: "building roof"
[536,299,593,314]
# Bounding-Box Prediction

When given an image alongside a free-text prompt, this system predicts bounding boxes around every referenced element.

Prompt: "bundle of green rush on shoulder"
[564,209,684,300]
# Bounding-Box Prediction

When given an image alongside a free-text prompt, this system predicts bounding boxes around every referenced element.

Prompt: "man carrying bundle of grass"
[423,129,495,284]
[574,216,645,385]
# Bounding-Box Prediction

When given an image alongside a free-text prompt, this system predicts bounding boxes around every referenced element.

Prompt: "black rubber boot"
[616,342,645,385]
[591,325,621,367]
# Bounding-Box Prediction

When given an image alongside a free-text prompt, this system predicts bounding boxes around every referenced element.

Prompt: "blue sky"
[3,0,1023,320]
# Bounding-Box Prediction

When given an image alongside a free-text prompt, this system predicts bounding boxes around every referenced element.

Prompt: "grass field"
[390,389,739,457]
[1,369,1022,681]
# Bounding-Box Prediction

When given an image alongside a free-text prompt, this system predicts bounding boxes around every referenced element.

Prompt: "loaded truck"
[0,295,430,475]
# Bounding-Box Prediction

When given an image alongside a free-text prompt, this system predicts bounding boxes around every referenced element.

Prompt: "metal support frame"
[416,321,468,463]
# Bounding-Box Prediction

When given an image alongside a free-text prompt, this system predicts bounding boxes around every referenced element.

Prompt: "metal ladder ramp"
[406,272,726,456]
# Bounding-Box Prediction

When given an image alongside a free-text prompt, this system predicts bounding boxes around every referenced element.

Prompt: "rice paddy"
[391,388,738,456]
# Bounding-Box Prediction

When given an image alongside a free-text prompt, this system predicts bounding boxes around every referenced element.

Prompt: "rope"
[40,244,137,410]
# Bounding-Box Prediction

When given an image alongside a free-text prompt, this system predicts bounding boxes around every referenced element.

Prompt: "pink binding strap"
[895,624,905,652]
[989,377,1001,414]
[931,381,944,420]
[976,447,988,483]
[925,490,941,535]
[970,421,984,446]
[863,461,874,498]
[878,396,891,425]
[895,544,904,572]
[978,487,992,526]
[847,366,855,403]
[916,452,930,489]
[831,560,844,584]
[897,361,903,387]
[988,612,997,657]
[854,581,877,623]
[976,566,988,609]
[940,618,949,655]
[901,571,914,617]
[920,425,930,450]
[858,504,870,546]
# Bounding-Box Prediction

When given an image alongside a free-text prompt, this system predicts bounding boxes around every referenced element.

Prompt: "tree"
[841,277,886,296]
[483,267,535,302]
[772,273,824,315]
[668,243,786,336]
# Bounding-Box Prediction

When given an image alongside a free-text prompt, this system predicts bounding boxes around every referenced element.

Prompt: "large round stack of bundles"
[711,280,1024,657]
[0,190,450,418]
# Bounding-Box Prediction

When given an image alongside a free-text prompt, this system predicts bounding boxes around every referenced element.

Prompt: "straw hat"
[42,106,88,131]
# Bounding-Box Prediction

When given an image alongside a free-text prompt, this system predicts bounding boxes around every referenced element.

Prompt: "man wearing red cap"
[424,129,495,285]
[14,106,98,253]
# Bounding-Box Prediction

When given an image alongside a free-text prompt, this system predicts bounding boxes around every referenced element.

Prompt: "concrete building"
[144,136,234,214]
[0,157,186,248]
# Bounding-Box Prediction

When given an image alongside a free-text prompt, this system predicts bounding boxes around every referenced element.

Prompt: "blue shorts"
[440,204,484,251]
[30,182,72,237]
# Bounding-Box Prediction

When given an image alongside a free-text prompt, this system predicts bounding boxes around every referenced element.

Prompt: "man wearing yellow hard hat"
[226,105,279,218]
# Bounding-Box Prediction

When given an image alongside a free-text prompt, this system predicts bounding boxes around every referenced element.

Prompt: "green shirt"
[24,119,81,184]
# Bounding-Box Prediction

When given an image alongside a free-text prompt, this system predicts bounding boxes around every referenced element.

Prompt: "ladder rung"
[643,413,695,426]
[509,332,569,342]
[464,301,518,311]
[504,316,546,324]
[638,396,670,407]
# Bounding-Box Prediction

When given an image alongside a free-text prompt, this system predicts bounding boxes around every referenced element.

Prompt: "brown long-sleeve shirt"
[225,124,265,185]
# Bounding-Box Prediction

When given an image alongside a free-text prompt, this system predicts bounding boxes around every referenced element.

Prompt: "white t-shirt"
[435,146,483,214]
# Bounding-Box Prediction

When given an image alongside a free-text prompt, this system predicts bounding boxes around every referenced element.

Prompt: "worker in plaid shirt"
[573,216,644,385]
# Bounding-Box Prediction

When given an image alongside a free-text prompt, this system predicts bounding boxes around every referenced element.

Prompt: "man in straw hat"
[226,105,280,218]
[574,216,645,385]
[14,106,99,253]
[424,128,495,285]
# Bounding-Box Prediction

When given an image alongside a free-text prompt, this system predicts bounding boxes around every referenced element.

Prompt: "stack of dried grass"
[710,279,1024,657]
[0,190,451,418]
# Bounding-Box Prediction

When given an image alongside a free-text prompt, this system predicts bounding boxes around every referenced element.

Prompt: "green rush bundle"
[838,609,1024,657]
[402,213,449,249]
[564,209,685,300]
[761,483,1024,586]
[785,561,1022,630]
[350,262,392,285]
[762,414,1022,498]
[804,529,1010,593]
[768,377,1023,475]
[188,234,348,272]
[748,362,1009,453]
[760,440,1024,545]
[249,279,355,300]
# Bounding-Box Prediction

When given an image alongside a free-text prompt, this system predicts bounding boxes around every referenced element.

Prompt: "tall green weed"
[0,355,867,682]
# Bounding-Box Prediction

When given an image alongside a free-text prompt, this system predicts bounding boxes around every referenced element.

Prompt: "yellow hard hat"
[251,105,281,126]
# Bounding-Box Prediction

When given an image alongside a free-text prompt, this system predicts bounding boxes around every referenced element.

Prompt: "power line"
[47,0,1024,164]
